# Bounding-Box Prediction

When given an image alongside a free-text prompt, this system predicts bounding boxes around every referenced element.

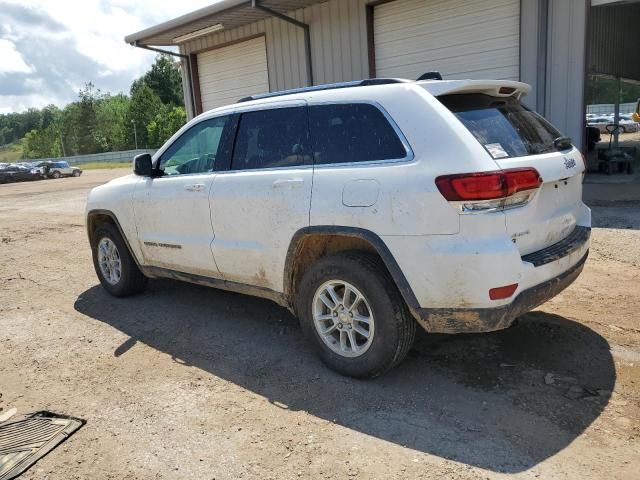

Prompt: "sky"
[0,0,218,114]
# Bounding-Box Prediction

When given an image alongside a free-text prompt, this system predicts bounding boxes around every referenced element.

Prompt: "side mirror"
[133,153,152,176]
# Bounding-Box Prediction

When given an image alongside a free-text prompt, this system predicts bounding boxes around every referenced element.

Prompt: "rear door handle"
[185,184,205,192]
[272,178,304,189]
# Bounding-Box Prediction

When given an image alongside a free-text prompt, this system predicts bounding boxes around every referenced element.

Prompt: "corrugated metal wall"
[545,0,588,146]
[588,3,640,81]
[180,0,370,93]
[176,0,590,151]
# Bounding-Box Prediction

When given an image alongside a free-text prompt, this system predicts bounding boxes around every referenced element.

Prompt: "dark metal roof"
[125,0,329,46]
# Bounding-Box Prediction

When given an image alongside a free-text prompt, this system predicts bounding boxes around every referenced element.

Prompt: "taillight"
[435,168,541,201]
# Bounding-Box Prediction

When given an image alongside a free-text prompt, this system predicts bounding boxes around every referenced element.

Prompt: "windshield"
[438,93,563,159]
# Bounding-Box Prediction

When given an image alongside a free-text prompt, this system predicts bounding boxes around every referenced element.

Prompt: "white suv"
[86,78,590,378]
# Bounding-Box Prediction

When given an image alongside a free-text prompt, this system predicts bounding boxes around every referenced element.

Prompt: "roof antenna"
[417,71,442,81]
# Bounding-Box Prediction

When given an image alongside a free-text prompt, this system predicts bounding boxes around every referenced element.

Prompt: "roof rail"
[237,78,411,103]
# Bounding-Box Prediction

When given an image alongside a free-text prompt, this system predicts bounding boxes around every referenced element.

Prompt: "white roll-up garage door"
[374,0,520,81]
[197,36,269,112]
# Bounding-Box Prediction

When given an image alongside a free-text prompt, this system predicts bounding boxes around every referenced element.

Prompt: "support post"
[131,42,197,119]
[613,76,621,147]
[252,0,313,86]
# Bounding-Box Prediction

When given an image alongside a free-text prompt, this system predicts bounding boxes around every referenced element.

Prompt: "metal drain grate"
[0,411,84,480]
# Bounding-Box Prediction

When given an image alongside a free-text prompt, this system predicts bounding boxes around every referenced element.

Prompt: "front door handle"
[272,178,304,189]
[185,184,205,192]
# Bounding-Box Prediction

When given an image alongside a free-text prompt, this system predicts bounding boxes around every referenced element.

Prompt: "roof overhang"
[125,0,328,46]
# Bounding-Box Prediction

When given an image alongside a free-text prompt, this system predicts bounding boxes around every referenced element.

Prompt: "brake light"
[435,168,542,201]
[498,86,516,95]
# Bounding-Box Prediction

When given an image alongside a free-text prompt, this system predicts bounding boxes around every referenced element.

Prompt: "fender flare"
[283,226,420,310]
[86,209,142,268]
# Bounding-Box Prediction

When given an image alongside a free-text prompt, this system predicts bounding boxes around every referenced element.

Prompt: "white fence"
[32,149,157,165]
[586,102,637,115]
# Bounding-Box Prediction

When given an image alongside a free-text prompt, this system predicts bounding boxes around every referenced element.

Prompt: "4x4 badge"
[564,157,576,169]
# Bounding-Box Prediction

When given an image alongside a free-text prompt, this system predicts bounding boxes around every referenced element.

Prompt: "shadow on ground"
[590,203,640,231]
[74,280,615,473]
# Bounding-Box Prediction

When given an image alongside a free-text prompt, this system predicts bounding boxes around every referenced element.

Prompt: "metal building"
[125,0,637,150]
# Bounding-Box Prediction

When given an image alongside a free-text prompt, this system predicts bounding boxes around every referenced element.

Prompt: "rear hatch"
[437,90,585,256]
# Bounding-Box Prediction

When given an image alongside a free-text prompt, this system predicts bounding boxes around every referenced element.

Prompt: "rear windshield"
[438,93,563,158]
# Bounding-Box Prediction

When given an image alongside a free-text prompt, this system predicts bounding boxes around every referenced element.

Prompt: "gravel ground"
[1,169,639,479]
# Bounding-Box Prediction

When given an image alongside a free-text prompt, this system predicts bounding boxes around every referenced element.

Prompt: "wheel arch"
[87,209,142,268]
[283,226,420,311]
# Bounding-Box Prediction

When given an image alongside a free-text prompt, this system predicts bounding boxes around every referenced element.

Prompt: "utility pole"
[131,120,138,149]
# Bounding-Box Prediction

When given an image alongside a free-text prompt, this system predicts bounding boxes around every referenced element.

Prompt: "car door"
[60,162,73,175]
[133,114,236,276]
[210,102,313,291]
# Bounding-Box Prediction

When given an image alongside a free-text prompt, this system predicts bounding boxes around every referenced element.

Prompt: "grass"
[0,142,23,162]
[75,161,131,170]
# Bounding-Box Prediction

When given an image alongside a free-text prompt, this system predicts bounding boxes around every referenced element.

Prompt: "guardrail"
[587,103,636,115]
[29,149,157,165]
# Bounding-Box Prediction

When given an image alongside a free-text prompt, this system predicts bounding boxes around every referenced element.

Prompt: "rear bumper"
[414,250,588,334]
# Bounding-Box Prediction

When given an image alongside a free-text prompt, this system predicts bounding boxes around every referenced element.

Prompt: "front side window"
[438,93,563,158]
[309,103,407,165]
[159,116,231,176]
[231,107,309,170]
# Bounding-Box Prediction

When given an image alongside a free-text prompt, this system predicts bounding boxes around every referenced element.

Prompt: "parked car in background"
[618,115,640,132]
[0,164,41,184]
[47,161,82,178]
[587,116,612,133]
[587,115,639,134]
[21,162,48,179]
[86,77,590,378]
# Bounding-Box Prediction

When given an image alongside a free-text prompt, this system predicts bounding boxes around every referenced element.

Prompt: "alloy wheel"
[97,237,122,285]
[312,280,375,358]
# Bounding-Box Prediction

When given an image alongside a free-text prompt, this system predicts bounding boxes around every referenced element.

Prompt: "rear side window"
[231,107,309,170]
[438,93,563,158]
[309,103,406,165]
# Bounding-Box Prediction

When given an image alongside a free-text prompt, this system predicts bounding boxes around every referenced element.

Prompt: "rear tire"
[91,223,147,297]
[72,170,80,177]
[296,251,416,379]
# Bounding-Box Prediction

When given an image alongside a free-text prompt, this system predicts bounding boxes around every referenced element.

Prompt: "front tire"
[51,171,60,179]
[91,224,147,297]
[296,252,416,378]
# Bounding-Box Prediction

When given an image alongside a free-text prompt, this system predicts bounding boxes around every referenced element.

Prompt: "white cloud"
[0,38,32,74]
[0,0,218,112]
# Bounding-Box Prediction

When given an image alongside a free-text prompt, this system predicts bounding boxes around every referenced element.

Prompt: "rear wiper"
[553,136,573,150]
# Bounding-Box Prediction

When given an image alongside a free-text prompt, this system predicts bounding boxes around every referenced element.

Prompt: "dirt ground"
[1,169,639,479]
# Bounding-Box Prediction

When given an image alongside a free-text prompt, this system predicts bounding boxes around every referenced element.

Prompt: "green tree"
[23,125,61,159]
[128,82,163,148]
[59,102,82,156]
[96,93,132,151]
[75,82,104,154]
[133,54,184,106]
[1,51,185,155]
[40,105,61,129]
[147,105,186,148]
[586,75,640,104]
